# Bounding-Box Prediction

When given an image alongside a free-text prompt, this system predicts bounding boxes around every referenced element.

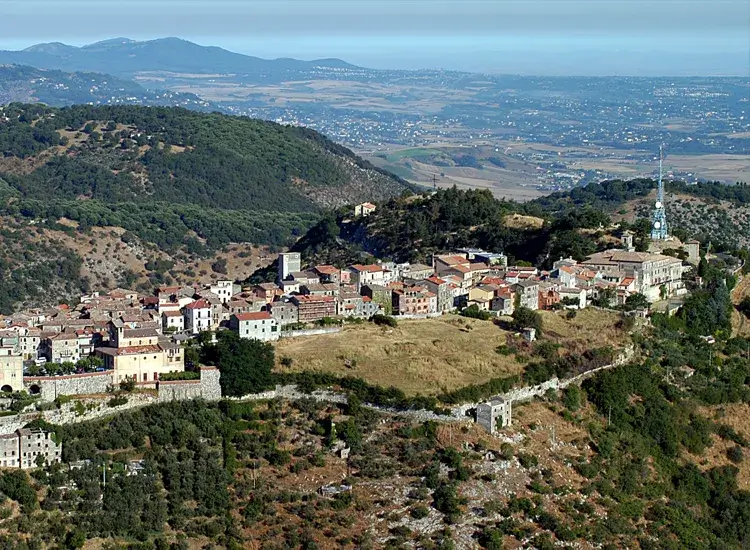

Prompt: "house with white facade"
[183,299,213,334]
[229,312,279,341]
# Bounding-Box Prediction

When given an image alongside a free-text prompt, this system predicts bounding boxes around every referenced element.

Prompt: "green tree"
[511,306,543,334]
[215,331,275,397]
[623,293,649,311]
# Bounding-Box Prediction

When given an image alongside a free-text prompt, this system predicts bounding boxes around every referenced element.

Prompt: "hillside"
[274,180,749,279]
[263,186,614,280]
[0,64,213,109]
[0,103,408,311]
[0,38,356,77]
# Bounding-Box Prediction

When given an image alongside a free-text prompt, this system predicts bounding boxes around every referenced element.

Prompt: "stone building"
[266,301,299,327]
[513,280,540,311]
[290,295,337,323]
[0,332,23,392]
[477,398,512,433]
[581,249,685,302]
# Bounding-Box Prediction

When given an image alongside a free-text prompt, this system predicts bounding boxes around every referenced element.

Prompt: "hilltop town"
[0,194,700,405]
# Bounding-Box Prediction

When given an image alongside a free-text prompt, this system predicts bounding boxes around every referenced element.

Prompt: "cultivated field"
[275,310,628,396]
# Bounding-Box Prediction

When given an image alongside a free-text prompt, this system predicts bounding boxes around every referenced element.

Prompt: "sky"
[2,0,749,75]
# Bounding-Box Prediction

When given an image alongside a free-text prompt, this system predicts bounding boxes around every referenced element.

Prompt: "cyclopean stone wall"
[23,372,113,402]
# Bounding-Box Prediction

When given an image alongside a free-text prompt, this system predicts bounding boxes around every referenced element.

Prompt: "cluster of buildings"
[0,221,692,398]
[0,428,62,469]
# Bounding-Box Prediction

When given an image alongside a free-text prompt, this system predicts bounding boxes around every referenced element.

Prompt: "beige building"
[45,332,80,364]
[97,320,185,383]
[0,332,23,393]
[581,250,685,302]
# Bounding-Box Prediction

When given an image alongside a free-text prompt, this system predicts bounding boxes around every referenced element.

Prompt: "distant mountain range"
[0,37,357,77]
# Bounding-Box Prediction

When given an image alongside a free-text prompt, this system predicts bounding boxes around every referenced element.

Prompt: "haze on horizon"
[2,0,749,76]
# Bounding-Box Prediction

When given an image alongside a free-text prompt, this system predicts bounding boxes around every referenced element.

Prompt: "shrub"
[371,314,397,328]
[563,386,583,412]
[727,445,744,464]
[459,304,491,321]
[107,395,128,407]
[410,505,429,519]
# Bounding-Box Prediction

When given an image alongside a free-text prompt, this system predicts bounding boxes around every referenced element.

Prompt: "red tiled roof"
[436,255,468,266]
[314,265,339,275]
[425,276,447,285]
[184,299,211,310]
[234,312,272,321]
[161,310,182,317]
[350,264,383,273]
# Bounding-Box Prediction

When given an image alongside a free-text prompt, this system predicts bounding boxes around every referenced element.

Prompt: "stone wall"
[156,367,221,402]
[279,328,342,338]
[23,372,113,402]
[0,393,158,435]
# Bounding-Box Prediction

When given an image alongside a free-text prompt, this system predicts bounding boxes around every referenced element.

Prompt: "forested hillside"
[0,103,409,311]
[277,180,750,276]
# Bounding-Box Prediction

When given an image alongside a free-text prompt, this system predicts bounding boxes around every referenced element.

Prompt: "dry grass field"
[275,316,521,396]
[539,308,629,352]
[275,309,629,396]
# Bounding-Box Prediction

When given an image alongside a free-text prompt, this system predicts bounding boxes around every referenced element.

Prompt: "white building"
[208,280,235,304]
[348,264,386,290]
[229,312,280,341]
[581,250,685,302]
[278,252,302,282]
[161,310,184,333]
[183,299,213,334]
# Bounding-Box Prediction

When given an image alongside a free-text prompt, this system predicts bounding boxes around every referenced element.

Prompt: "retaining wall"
[280,328,342,338]
[23,372,113,401]
[156,367,221,402]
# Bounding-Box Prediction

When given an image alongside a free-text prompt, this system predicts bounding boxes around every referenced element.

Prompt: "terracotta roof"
[234,312,272,321]
[350,264,383,273]
[184,299,211,310]
[436,255,468,266]
[314,265,340,275]
[425,276,447,285]
[161,310,183,317]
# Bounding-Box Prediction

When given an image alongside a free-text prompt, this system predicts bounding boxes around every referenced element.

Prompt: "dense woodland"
[0,103,406,248]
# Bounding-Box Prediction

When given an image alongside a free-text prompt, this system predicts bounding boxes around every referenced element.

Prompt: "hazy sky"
[2,0,749,75]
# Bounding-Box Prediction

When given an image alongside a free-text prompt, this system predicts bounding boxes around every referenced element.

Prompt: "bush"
[107,395,128,407]
[371,314,398,328]
[459,304,491,321]
[727,445,744,464]
[563,386,583,412]
[410,505,429,519]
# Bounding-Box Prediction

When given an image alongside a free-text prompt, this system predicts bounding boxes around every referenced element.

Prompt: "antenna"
[431,174,437,191]
[658,144,664,205]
